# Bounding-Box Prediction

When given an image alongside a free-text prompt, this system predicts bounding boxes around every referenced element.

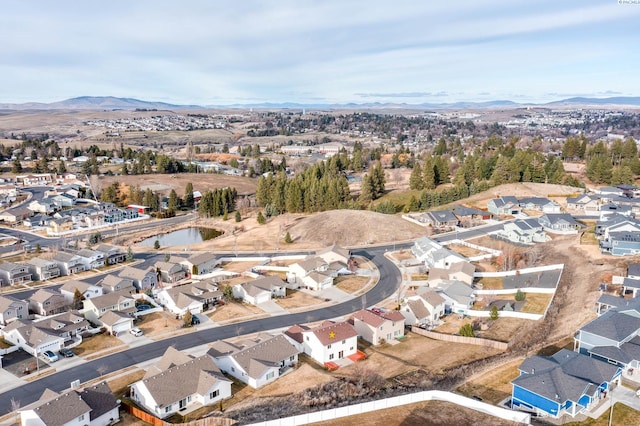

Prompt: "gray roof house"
[19,382,119,426]
[129,347,232,419]
[487,196,521,216]
[500,218,548,245]
[538,213,583,234]
[82,289,136,322]
[118,266,158,291]
[99,274,135,294]
[233,276,287,306]
[421,210,459,229]
[181,252,220,276]
[208,334,300,388]
[433,280,474,314]
[511,349,621,419]
[52,252,85,275]
[0,294,29,326]
[155,261,187,284]
[0,261,32,286]
[29,288,68,317]
[59,279,104,307]
[156,281,222,316]
[27,257,61,281]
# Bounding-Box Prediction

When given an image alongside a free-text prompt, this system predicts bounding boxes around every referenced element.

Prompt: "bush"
[284,231,292,244]
[459,323,475,337]
[235,211,241,222]
[154,240,160,250]
[489,305,499,321]
[515,289,526,301]
[257,211,266,225]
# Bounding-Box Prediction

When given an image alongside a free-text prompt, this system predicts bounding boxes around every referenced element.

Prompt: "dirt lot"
[446,243,485,258]
[219,260,262,273]
[276,290,324,310]
[207,301,265,323]
[310,399,519,426]
[135,311,184,336]
[75,333,122,357]
[334,276,370,294]
[456,358,523,404]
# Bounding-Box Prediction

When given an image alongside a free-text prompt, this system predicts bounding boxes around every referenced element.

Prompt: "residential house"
[400,290,446,326]
[598,186,625,198]
[350,308,405,345]
[411,237,467,269]
[288,256,333,291]
[600,231,640,256]
[118,266,157,291]
[518,197,562,213]
[487,196,521,216]
[284,320,358,365]
[0,262,32,286]
[566,194,601,215]
[0,207,32,223]
[157,281,222,317]
[181,252,220,276]
[1,320,65,356]
[24,214,51,228]
[82,289,136,323]
[451,205,492,227]
[420,210,459,229]
[538,213,583,233]
[428,261,476,286]
[53,252,85,275]
[511,349,621,418]
[60,279,104,307]
[233,276,287,305]
[94,244,127,265]
[49,192,76,208]
[47,217,75,234]
[155,261,186,284]
[29,288,68,317]
[15,173,53,186]
[316,244,351,265]
[100,310,134,336]
[500,218,548,244]
[628,264,640,280]
[28,198,57,214]
[208,334,299,389]
[27,257,61,281]
[19,382,119,426]
[33,311,90,342]
[129,347,231,419]
[76,249,106,270]
[0,295,29,326]
[433,280,474,314]
[99,275,135,294]
[622,278,640,298]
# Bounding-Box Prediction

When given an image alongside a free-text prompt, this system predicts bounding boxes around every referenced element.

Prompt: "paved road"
[0,247,400,414]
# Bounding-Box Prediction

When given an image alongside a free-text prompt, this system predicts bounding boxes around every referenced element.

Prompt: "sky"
[1,0,640,105]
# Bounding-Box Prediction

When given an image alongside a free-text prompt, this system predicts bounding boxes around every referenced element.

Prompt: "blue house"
[511,349,621,419]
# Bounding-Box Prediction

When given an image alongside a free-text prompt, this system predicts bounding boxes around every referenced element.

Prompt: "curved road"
[0,247,401,414]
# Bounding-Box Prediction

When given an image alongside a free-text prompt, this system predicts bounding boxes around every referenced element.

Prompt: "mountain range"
[1,95,640,111]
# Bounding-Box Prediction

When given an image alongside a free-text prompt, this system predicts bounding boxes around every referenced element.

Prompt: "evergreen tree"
[57,160,67,174]
[11,158,22,173]
[359,174,374,204]
[284,231,292,244]
[168,189,179,212]
[409,162,424,190]
[257,211,266,224]
[184,182,194,209]
[235,211,241,222]
[422,157,436,189]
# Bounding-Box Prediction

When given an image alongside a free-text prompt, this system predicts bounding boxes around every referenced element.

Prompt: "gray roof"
[629,264,640,277]
[539,213,582,227]
[427,210,458,223]
[86,289,134,310]
[187,252,218,266]
[60,279,96,294]
[407,299,430,320]
[503,268,562,290]
[118,266,153,281]
[27,257,57,268]
[79,382,119,421]
[29,288,64,304]
[623,278,640,289]
[0,294,28,311]
[580,310,640,342]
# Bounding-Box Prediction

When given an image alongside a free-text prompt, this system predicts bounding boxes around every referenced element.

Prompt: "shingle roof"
[580,311,640,342]
[310,321,357,345]
[118,266,153,281]
[79,381,119,421]
[30,389,91,425]
[29,288,63,304]
[187,252,218,266]
[86,289,134,310]
[0,294,27,311]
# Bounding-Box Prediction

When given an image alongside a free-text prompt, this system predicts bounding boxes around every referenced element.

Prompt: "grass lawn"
[334,276,370,294]
[565,403,640,426]
[475,277,503,290]
[75,333,122,356]
[277,289,324,310]
[520,293,553,314]
[456,358,523,404]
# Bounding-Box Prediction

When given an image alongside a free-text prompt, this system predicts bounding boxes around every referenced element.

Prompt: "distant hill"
[1,95,640,111]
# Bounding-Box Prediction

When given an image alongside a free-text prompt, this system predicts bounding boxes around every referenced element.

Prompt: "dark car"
[191,315,201,325]
[59,348,74,358]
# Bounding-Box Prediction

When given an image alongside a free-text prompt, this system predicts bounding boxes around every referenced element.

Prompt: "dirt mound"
[288,210,426,247]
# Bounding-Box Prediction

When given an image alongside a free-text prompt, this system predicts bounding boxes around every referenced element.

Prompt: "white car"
[41,350,59,363]
[130,327,143,337]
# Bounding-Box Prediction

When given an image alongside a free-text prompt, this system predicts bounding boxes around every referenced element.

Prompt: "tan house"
[155,261,186,284]
[29,288,68,317]
[83,289,136,322]
[428,261,476,286]
[350,308,405,345]
[0,295,29,326]
[401,290,446,326]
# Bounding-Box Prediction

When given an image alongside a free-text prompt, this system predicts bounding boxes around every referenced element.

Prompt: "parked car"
[191,315,201,325]
[130,327,143,337]
[59,348,74,358]
[41,350,59,363]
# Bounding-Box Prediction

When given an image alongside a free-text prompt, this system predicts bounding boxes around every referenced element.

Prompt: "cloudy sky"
[2,0,639,105]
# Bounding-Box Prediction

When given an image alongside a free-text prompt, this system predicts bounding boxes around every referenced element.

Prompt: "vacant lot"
[207,301,265,323]
[456,358,523,404]
[135,312,184,336]
[474,276,503,289]
[446,243,485,258]
[220,260,262,273]
[75,333,123,357]
[520,293,553,314]
[277,290,324,310]
[334,276,370,294]
[99,173,257,196]
[477,318,532,343]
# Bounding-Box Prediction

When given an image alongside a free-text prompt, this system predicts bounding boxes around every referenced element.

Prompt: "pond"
[137,227,223,247]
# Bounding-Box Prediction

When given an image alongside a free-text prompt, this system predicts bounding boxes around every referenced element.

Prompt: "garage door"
[112,321,131,334]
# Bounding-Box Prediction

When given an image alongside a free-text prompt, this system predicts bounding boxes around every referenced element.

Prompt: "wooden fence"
[122,401,236,426]
[411,327,509,351]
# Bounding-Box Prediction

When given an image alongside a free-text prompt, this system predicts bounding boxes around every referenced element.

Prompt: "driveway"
[259,300,289,315]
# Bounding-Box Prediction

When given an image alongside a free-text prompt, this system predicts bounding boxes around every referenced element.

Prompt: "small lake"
[137,227,223,247]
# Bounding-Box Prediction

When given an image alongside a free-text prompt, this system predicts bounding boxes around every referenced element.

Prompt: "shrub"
[459,323,475,337]
[515,289,526,301]
[489,305,499,320]
[284,231,292,244]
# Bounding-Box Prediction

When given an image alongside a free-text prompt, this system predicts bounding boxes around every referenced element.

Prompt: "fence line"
[474,264,564,278]
[410,327,509,350]
[122,401,236,426]
[466,309,543,321]
[246,389,529,426]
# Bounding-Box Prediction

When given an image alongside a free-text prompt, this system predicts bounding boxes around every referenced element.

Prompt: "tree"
[489,305,499,321]
[459,323,475,337]
[168,189,179,212]
[222,284,234,301]
[11,158,22,173]
[72,288,85,310]
[515,289,526,302]
[183,311,193,328]
[126,246,134,262]
[235,211,241,222]
[409,162,424,190]
[57,160,67,174]
[257,211,266,225]
[284,231,292,244]
[184,182,195,209]
[153,240,160,250]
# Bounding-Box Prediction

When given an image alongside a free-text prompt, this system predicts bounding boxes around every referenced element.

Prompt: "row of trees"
[586,139,640,184]
[197,187,237,218]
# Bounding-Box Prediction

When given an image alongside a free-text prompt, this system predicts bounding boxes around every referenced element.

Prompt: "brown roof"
[60,279,95,294]
[86,289,134,310]
[417,289,446,308]
[29,390,91,425]
[100,310,132,327]
[351,309,385,327]
[284,324,307,344]
[407,299,430,321]
[295,256,328,273]
[29,288,64,304]
[303,320,358,346]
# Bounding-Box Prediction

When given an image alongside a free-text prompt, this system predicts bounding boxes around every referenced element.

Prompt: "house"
[94,244,127,265]
[0,262,32,286]
[451,205,492,226]
[0,320,65,356]
[566,194,601,215]
[622,278,640,298]
[82,289,136,322]
[316,244,351,265]
[33,311,90,342]
[29,288,68,317]
[118,266,157,291]
[518,197,562,213]
[538,213,583,233]
[129,347,232,419]
[400,290,446,326]
[411,237,467,269]
[27,258,61,281]
[19,382,119,426]
[100,310,134,336]
[24,214,51,228]
[288,256,333,291]
[157,281,222,316]
[420,210,459,229]
[0,207,32,223]
[511,349,621,418]
[233,276,287,305]
[155,261,186,284]
[500,218,548,244]
[427,261,476,286]
[208,334,300,388]
[15,173,53,186]
[487,196,521,216]
[350,308,405,345]
[99,275,136,294]
[628,264,640,280]
[284,320,358,365]
[0,295,29,326]
[181,252,220,276]
[60,279,104,307]
[433,280,474,314]
[76,249,106,270]
[28,198,57,214]
[53,252,85,275]
[47,217,75,234]
[600,231,640,256]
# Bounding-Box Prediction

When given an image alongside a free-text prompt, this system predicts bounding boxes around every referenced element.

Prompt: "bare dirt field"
[99,173,257,196]
[456,358,523,404]
[310,399,519,426]
[207,301,265,323]
[276,290,324,310]
[135,311,184,336]
[334,276,370,294]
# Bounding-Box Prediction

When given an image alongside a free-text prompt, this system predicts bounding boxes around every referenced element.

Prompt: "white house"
[287,256,333,291]
[350,308,405,345]
[284,320,358,365]
[400,290,446,326]
[76,249,106,270]
[411,237,466,269]
[129,347,232,419]
[0,295,29,326]
[156,281,222,317]
[19,382,120,426]
[59,279,104,306]
[208,334,299,388]
[82,289,136,322]
[233,276,287,305]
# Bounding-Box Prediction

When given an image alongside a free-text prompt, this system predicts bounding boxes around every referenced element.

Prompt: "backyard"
[456,358,523,404]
